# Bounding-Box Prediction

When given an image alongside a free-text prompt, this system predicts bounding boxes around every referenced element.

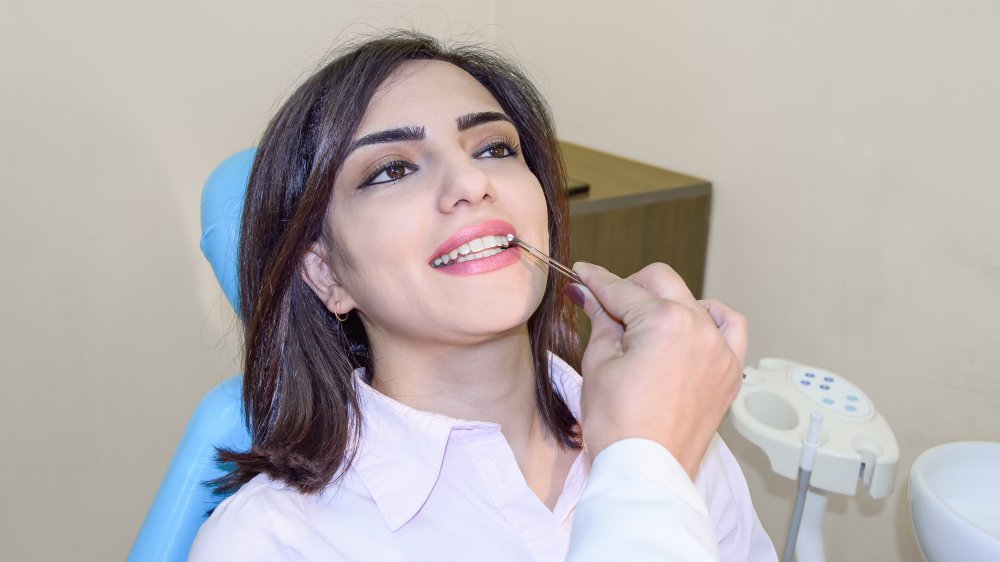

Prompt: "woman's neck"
[369,325,538,436]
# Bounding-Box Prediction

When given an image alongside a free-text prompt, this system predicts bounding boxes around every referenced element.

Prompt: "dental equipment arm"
[783,412,824,562]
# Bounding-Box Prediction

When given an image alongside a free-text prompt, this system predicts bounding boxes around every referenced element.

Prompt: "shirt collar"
[348,353,583,531]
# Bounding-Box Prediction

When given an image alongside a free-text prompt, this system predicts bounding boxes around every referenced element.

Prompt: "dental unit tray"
[730,358,899,498]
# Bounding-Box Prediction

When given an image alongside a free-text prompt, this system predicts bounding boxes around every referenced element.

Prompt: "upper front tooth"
[433,235,514,265]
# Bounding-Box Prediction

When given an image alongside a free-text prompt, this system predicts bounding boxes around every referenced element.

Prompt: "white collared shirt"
[190,355,776,561]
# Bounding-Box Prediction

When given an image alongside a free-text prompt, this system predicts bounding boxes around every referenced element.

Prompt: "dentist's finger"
[625,262,698,306]
[564,282,623,367]
[698,299,749,365]
[572,262,660,328]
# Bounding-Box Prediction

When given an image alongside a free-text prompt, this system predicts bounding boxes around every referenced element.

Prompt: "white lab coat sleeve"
[567,438,721,561]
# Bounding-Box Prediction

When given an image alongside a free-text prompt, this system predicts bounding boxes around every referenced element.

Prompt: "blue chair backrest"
[127,148,256,562]
[199,148,256,313]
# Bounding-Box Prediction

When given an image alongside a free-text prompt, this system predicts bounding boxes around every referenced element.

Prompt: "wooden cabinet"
[563,141,712,298]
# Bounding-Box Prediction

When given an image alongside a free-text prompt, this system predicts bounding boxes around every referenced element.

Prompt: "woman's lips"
[428,219,517,264]
[429,219,519,275]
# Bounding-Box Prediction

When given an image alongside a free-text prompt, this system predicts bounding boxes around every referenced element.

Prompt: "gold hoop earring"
[333,300,349,323]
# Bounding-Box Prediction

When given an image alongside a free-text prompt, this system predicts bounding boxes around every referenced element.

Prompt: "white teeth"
[432,234,513,268]
[456,247,503,263]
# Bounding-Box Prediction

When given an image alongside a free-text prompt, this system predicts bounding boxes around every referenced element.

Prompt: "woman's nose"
[436,155,496,213]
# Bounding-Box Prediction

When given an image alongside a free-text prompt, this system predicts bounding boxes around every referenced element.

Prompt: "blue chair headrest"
[199,148,257,314]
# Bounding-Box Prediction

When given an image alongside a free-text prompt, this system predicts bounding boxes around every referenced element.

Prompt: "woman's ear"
[300,242,357,317]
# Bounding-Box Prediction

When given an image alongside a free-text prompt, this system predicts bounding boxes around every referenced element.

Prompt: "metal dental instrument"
[506,234,583,284]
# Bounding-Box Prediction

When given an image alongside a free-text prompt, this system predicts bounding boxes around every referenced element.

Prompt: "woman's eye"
[476,141,518,159]
[361,161,417,187]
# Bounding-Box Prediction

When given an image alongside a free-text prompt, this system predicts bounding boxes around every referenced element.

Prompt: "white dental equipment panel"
[730,358,899,498]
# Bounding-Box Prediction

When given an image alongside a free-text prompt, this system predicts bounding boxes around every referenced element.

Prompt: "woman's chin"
[421,299,539,345]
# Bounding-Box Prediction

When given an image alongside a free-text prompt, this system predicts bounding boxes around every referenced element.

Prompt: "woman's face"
[307,60,550,349]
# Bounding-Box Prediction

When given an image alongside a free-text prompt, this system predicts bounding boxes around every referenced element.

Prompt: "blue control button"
[800,380,811,386]
[822,398,834,405]
[805,372,816,378]
[823,376,834,382]
[820,384,830,390]
[845,405,857,412]
[846,395,858,401]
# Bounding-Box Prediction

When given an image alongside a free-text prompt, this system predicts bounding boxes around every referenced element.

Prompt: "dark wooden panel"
[560,142,712,344]
[570,197,710,296]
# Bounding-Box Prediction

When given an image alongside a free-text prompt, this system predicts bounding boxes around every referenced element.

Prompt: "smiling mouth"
[431,234,512,268]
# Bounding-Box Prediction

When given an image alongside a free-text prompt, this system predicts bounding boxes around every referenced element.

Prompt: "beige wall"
[0,2,494,560]
[498,1,1000,560]
[2,1,998,561]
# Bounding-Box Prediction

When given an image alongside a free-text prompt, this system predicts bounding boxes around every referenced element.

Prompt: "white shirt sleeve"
[567,439,721,561]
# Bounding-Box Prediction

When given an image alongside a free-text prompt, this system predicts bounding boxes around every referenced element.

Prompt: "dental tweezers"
[507,234,583,285]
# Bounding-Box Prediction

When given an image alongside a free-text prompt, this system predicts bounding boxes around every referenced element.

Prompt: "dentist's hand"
[570,262,747,478]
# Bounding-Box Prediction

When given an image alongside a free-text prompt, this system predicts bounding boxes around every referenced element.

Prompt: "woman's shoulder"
[692,434,763,519]
[188,475,311,561]
[189,470,381,561]
[694,435,779,561]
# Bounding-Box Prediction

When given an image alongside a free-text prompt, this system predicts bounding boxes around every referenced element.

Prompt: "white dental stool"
[909,441,1000,562]
[729,358,900,562]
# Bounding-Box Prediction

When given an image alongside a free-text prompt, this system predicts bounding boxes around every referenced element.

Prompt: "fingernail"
[563,283,585,308]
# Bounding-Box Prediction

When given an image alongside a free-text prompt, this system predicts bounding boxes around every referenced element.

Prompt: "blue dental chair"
[128,149,257,562]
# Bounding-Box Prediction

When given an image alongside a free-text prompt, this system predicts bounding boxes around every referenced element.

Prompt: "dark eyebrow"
[456,111,514,131]
[348,126,425,154]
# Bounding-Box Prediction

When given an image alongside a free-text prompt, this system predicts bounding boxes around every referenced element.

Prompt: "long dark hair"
[217,31,581,495]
